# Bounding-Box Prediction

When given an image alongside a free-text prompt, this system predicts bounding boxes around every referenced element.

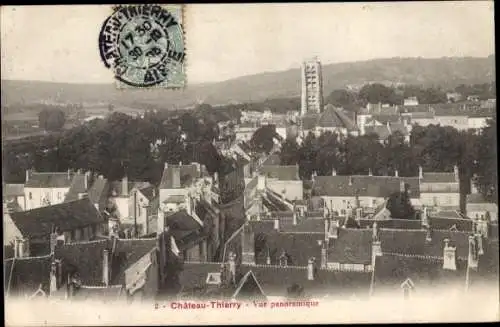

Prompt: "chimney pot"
[395,170,399,178]
[25,169,30,182]
[418,166,423,179]
[273,219,280,231]
[164,162,169,170]
[307,258,315,280]
[50,261,58,296]
[103,249,110,286]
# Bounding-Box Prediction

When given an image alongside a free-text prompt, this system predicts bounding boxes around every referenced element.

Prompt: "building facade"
[301,57,323,116]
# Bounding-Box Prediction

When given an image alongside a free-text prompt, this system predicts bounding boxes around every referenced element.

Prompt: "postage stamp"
[98,4,186,88]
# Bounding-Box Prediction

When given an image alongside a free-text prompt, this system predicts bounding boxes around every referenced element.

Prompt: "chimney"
[13,238,20,258]
[273,218,280,231]
[292,211,298,226]
[421,207,429,227]
[467,236,479,270]
[67,168,71,180]
[418,166,423,179]
[386,121,391,134]
[425,225,432,242]
[320,245,327,269]
[348,176,353,186]
[50,261,58,296]
[164,162,169,170]
[241,223,255,265]
[25,169,30,182]
[371,222,382,266]
[454,165,459,182]
[266,249,271,265]
[307,258,316,281]
[394,169,399,178]
[400,180,405,192]
[476,234,484,256]
[324,217,330,242]
[102,249,110,286]
[228,252,237,285]
[443,239,457,271]
[121,175,128,196]
[368,168,372,176]
[470,176,479,194]
[328,219,339,240]
[332,168,337,176]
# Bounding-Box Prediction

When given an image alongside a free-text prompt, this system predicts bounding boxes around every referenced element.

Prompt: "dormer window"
[279,251,288,267]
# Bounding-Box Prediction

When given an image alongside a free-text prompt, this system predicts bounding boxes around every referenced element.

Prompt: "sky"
[1,2,495,85]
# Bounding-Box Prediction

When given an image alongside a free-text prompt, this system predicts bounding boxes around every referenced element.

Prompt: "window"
[341,209,346,215]
[372,199,376,206]
[57,192,61,200]
[29,192,32,200]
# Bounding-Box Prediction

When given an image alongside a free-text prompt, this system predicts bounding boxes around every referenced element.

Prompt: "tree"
[250,125,277,154]
[38,108,66,131]
[386,186,416,219]
[473,118,497,201]
[359,83,401,105]
[325,89,357,110]
[279,138,299,165]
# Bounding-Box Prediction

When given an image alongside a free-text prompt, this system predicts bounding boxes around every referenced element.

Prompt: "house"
[158,163,202,214]
[403,97,419,106]
[158,209,209,262]
[87,175,110,214]
[128,185,160,237]
[406,111,436,127]
[4,197,106,258]
[363,121,411,144]
[175,222,372,300]
[314,104,359,137]
[371,230,498,298]
[4,236,162,302]
[258,164,303,202]
[312,173,420,216]
[467,111,494,132]
[107,177,154,236]
[3,183,26,211]
[466,193,498,222]
[24,169,84,210]
[433,112,469,131]
[235,123,260,142]
[418,166,460,210]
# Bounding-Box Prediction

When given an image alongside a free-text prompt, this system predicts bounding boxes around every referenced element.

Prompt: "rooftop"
[25,171,74,189]
[3,183,25,197]
[9,198,104,238]
[159,164,200,189]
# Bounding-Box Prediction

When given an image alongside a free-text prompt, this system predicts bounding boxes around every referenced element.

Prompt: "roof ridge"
[64,239,109,246]
[117,237,157,242]
[4,254,52,261]
[79,284,122,289]
[245,263,307,269]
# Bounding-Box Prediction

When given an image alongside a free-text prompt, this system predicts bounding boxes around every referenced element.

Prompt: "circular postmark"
[98,5,185,87]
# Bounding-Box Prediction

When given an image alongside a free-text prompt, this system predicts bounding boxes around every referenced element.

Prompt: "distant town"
[3,56,498,303]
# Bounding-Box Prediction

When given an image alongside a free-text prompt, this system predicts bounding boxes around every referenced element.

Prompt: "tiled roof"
[255,231,324,266]
[25,172,73,188]
[4,183,24,197]
[398,104,433,113]
[317,105,357,131]
[240,264,372,298]
[261,193,291,212]
[372,253,467,295]
[54,238,157,286]
[177,262,372,299]
[280,218,324,233]
[138,185,158,201]
[88,177,109,205]
[260,165,299,180]
[432,210,464,219]
[428,216,473,232]
[4,255,52,297]
[312,175,420,198]
[327,228,373,264]
[358,218,422,230]
[160,164,199,189]
[421,172,457,184]
[164,210,205,249]
[262,154,281,166]
[64,173,88,202]
[10,198,104,238]
[379,229,470,260]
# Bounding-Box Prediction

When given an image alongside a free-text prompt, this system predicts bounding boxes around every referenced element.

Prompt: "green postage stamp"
[98,4,186,88]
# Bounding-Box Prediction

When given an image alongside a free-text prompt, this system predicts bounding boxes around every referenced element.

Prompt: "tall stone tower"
[301,57,324,116]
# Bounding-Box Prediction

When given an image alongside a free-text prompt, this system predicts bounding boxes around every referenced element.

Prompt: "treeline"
[3,110,235,185]
[279,118,497,202]
[325,82,496,111]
